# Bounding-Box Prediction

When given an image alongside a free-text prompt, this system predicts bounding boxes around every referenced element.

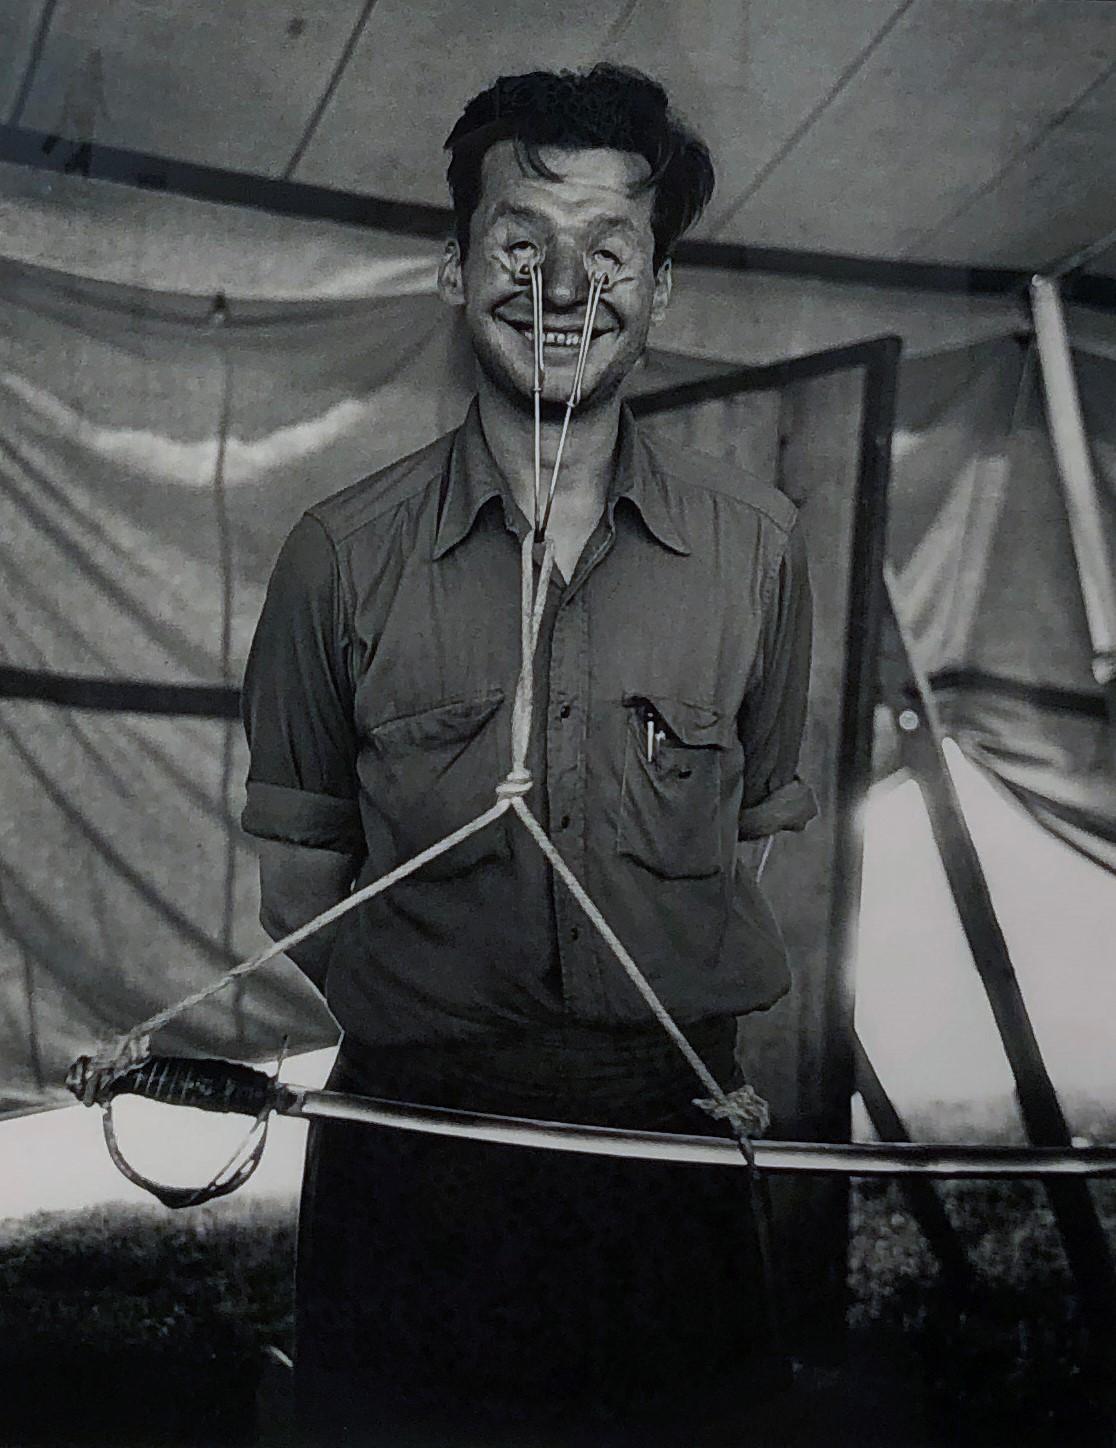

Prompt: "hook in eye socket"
[508,240,544,282]
[585,255,619,291]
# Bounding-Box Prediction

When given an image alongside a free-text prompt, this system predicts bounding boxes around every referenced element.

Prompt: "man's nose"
[541,243,588,310]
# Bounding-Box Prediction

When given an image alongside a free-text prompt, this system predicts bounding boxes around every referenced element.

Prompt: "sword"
[66,1053,1116,1183]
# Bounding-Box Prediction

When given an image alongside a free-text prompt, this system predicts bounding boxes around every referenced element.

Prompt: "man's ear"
[438,239,465,307]
[650,258,672,325]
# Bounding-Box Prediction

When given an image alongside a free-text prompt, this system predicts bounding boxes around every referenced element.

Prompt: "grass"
[0,1197,295,1448]
[850,1179,1116,1447]
[2,1184,1115,1446]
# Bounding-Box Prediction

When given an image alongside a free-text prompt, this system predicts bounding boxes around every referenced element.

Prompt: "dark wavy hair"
[444,64,714,270]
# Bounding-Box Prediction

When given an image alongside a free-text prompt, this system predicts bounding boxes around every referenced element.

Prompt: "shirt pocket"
[365,689,509,879]
[616,692,733,879]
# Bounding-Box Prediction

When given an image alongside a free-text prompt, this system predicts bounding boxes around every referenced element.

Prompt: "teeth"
[506,320,600,349]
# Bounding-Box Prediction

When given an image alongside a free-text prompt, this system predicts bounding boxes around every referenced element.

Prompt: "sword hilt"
[66,1054,283,1117]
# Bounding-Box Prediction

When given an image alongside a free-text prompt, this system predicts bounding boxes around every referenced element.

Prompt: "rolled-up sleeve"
[241,513,365,856]
[737,514,818,840]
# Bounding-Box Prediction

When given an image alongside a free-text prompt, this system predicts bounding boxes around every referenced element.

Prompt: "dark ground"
[2,1182,1115,1448]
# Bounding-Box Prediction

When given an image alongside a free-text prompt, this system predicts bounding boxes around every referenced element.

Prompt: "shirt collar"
[432,397,692,562]
[431,398,519,561]
[607,404,692,556]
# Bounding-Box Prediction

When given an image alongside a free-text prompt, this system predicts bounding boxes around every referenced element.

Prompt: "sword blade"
[280,1087,1116,1179]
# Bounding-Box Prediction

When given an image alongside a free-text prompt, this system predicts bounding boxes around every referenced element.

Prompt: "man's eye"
[594,248,622,266]
[509,240,538,256]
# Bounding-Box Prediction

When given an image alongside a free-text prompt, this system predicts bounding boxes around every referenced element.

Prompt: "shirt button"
[559,813,571,830]
[558,702,572,719]
[570,926,580,941]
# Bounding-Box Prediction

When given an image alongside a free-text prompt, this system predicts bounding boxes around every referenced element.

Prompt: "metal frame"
[634,335,901,1150]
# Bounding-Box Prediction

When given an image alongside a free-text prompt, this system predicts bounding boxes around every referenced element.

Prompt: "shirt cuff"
[241,780,364,854]
[738,777,818,840]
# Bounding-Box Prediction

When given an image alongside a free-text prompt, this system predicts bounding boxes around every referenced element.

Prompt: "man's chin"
[478,364,623,420]
[512,384,621,423]
[475,339,631,419]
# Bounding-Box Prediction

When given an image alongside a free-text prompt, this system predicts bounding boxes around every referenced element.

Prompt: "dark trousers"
[294,1020,777,1446]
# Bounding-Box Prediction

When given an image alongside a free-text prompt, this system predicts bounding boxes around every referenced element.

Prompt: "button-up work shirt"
[241,400,816,1046]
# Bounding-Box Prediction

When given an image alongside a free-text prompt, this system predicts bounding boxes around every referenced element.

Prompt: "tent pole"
[853,1034,971,1300]
[1043,223,1116,283]
[1029,276,1116,738]
[881,573,1116,1417]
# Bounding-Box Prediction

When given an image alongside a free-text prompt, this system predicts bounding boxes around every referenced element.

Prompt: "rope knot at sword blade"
[67,258,769,1201]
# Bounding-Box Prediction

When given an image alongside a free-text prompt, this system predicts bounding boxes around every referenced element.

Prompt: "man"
[242,63,815,1447]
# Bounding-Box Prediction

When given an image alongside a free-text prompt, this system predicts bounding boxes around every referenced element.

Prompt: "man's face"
[440,142,671,414]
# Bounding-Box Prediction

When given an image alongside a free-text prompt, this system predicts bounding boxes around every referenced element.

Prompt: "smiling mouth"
[502,318,611,352]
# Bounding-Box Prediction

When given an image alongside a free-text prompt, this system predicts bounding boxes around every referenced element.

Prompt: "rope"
[93,258,765,1159]
[539,271,606,537]
[530,262,545,526]
[92,800,510,1067]
[512,798,730,1104]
